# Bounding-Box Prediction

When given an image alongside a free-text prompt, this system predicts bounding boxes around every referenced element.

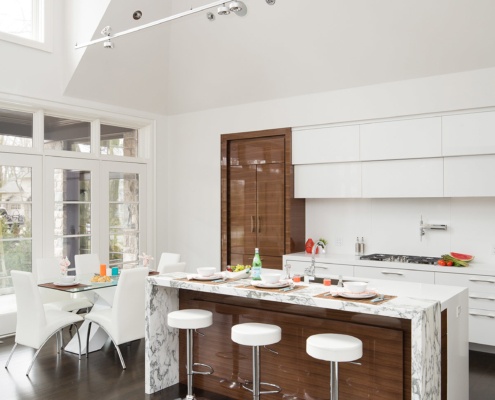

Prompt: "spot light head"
[217,4,230,15]
[103,39,114,49]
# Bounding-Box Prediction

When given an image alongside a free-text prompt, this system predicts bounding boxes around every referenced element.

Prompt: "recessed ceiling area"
[63,0,495,116]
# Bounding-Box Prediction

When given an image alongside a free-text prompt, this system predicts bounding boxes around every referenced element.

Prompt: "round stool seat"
[307,334,362,362]
[232,323,281,346]
[167,309,212,330]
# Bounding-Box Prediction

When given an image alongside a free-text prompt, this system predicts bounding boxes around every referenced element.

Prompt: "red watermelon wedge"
[450,252,474,261]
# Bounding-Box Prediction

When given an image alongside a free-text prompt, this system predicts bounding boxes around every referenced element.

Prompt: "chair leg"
[26,347,43,376]
[4,343,17,369]
[73,324,82,361]
[112,340,126,370]
[86,322,92,358]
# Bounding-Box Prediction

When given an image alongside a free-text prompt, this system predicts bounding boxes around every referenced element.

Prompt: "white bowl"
[261,273,281,284]
[197,267,216,277]
[60,275,76,284]
[343,281,368,293]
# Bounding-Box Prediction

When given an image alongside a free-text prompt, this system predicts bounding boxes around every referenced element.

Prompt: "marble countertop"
[284,251,495,276]
[150,270,466,319]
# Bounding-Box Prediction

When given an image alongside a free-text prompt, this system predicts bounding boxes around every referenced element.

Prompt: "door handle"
[258,216,261,233]
[251,216,255,233]
[469,295,495,301]
[469,279,495,284]
[470,312,495,319]
[381,271,404,276]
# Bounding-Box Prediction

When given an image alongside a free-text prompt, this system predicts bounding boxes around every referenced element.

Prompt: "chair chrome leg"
[86,322,92,358]
[73,324,82,360]
[4,343,17,369]
[56,331,60,354]
[113,341,126,370]
[26,347,43,376]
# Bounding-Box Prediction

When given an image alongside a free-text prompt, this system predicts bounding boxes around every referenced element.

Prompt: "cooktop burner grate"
[360,253,441,265]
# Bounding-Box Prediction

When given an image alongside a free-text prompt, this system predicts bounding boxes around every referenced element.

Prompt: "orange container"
[100,264,107,276]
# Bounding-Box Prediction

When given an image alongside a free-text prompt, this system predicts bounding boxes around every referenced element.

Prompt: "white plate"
[191,273,224,281]
[337,291,377,299]
[251,280,290,289]
[53,280,79,287]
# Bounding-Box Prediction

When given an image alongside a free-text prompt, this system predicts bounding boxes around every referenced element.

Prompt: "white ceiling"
[63,0,495,116]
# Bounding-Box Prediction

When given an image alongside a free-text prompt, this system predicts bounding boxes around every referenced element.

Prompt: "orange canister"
[100,264,107,276]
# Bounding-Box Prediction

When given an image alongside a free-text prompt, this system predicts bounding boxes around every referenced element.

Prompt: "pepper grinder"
[360,237,365,256]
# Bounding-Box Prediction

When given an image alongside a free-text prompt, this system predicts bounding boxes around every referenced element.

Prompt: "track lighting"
[217,4,230,15]
[229,1,243,12]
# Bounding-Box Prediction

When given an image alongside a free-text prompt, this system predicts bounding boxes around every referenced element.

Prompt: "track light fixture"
[217,4,230,15]
[229,1,243,12]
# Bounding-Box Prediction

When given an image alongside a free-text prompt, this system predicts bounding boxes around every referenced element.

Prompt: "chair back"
[75,254,100,276]
[11,270,47,348]
[112,267,148,344]
[35,257,61,284]
[157,252,186,273]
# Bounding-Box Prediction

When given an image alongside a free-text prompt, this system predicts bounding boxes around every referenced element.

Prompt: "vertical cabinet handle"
[251,216,255,233]
[258,216,261,233]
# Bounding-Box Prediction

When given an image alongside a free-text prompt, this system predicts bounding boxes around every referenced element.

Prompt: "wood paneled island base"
[178,290,445,400]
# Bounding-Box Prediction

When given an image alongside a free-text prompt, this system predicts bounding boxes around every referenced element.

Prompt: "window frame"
[0,0,53,52]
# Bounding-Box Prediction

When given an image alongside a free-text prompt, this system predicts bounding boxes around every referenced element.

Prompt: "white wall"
[160,67,495,270]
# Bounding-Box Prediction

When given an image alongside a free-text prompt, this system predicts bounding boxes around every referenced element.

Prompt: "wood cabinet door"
[229,165,257,257]
[256,164,284,257]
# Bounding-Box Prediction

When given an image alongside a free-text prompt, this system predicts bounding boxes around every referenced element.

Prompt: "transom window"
[0,0,44,42]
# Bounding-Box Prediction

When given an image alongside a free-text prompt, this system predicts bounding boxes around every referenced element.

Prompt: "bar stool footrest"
[192,362,214,375]
[242,381,282,395]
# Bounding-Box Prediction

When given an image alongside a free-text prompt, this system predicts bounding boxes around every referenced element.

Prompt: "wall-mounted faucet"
[420,215,447,241]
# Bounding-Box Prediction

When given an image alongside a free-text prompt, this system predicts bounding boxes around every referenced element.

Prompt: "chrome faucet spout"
[305,241,325,277]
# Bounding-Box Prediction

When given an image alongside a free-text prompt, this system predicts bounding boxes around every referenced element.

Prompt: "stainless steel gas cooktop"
[360,253,441,265]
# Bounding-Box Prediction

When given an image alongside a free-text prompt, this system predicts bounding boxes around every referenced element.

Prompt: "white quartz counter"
[285,251,495,276]
[145,272,468,400]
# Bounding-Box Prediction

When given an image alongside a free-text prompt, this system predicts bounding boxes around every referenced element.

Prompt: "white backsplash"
[306,198,495,264]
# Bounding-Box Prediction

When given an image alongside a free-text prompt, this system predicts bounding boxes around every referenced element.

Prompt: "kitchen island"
[145,271,468,400]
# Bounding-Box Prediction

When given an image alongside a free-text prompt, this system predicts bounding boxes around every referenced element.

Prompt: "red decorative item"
[305,238,318,254]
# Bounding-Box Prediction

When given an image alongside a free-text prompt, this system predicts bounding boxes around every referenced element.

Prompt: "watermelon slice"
[450,252,474,261]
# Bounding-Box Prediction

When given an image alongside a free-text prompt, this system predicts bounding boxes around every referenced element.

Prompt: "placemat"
[148,271,160,276]
[313,292,396,305]
[39,282,91,290]
[242,284,306,293]
[175,277,229,285]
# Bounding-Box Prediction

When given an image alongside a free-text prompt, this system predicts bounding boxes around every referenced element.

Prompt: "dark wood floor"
[0,329,494,400]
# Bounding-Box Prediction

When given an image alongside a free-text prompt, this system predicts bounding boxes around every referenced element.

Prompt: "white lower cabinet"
[285,260,353,277]
[435,272,495,346]
[354,265,435,284]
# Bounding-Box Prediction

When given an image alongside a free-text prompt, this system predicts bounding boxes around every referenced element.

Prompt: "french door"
[43,157,147,267]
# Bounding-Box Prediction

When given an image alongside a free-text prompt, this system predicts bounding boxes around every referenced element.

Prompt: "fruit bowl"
[225,268,251,280]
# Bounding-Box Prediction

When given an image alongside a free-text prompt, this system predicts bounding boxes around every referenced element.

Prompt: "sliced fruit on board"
[450,252,474,261]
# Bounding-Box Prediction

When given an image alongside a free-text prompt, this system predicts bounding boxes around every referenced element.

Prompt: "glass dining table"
[38,271,159,354]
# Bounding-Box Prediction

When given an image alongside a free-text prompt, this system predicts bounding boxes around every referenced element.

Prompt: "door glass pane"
[44,116,91,153]
[101,124,138,157]
[0,165,32,295]
[0,108,33,148]
[53,169,91,265]
[109,172,139,268]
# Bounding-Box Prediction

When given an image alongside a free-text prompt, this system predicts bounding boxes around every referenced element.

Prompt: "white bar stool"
[231,322,282,400]
[306,333,363,400]
[168,309,214,400]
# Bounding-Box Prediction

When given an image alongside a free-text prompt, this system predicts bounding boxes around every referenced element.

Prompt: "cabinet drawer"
[435,272,495,295]
[295,163,361,198]
[442,111,495,156]
[361,158,443,198]
[469,309,495,346]
[444,155,495,197]
[284,260,353,277]
[292,125,360,164]
[469,293,495,311]
[355,266,435,284]
[360,117,441,161]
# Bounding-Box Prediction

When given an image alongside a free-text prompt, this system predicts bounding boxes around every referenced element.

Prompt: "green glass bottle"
[251,248,262,280]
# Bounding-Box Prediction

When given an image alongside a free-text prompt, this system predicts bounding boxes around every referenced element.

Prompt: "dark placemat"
[242,284,306,293]
[175,277,229,285]
[149,271,160,276]
[313,292,396,305]
[39,282,91,290]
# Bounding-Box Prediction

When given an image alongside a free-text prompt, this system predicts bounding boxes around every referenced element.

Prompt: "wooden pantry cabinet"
[221,128,305,270]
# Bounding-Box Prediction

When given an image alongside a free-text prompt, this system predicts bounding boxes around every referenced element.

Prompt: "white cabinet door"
[355,266,435,284]
[361,158,443,198]
[294,163,361,198]
[444,155,495,197]
[360,117,441,161]
[469,309,495,346]
[285,260,353,277]
[442,111,495,156]
[292,125,359,164]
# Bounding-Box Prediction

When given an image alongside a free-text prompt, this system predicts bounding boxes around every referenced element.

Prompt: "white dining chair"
[35,257,93,312]
[157,252,186,274]
[75,253,100,276]
[85,267,148,369]
[5,270,84,375]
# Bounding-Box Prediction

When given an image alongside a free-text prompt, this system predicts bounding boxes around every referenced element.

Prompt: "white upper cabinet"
[444,155,495,197]
[292,125,359,164]
[442,111,495,156]
[294,163,361,198]
[360,117,442,161]
[362,158,443,198]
